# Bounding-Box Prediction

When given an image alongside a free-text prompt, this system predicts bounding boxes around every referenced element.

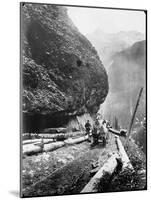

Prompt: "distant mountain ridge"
[102,40,146,127]
[86,29,145,64]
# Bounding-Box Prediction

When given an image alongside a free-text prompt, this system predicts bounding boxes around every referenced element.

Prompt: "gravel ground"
[22,142,90,189]
[22,134,118,197]
[22,133,146,198]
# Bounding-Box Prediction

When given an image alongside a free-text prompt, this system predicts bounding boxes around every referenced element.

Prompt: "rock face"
[21,4,108,132]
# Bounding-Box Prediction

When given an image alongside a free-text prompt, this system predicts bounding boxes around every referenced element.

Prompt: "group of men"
[85,117,110,146]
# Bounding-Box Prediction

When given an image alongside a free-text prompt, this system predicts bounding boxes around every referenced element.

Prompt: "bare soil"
[22,134,117,197]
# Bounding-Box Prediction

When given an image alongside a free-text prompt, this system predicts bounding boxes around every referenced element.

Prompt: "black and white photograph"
[20,2,147,198]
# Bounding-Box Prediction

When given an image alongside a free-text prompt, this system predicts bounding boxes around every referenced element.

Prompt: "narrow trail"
[22,134,118,197]
[22,131,146,197]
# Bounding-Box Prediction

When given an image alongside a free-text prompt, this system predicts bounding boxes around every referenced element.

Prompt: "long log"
[23,144,42,156]
[109,128,126,137]
[38,136,88,153]
[44,141,65,152]
[23,139,42,145]
[42,127,68,134]
[23,133,82,145]
[23,136,88,156]
[38,131,82,140]
[23,141,65,156]
[44,136,88,152]
[34,139,54,146]
[81,153,119,193]
[64,135,88,145]
[23,138,54,145]
[115,136,133,170]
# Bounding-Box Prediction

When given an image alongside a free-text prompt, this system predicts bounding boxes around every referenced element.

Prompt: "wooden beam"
[115,136,133,171]
[81,153,119,193]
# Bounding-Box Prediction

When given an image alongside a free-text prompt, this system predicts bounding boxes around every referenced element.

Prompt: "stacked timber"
[23,135,88,156]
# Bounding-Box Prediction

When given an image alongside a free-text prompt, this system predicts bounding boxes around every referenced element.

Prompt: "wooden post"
[125,87,143,146]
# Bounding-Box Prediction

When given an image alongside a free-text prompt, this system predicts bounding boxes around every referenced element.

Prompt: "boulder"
[22,4,108,132]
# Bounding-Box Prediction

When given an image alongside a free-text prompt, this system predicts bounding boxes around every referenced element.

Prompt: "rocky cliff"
[21,4,108,132]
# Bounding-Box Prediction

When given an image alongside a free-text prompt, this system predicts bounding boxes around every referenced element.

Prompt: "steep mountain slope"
[21,4,109,132]
[102,40,146,128]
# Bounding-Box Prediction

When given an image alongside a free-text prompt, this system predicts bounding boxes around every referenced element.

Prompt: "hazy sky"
[67,7,145,35]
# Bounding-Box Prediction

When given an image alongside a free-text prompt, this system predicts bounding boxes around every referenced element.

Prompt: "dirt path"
[22,141,91,188]
[22,134,117,197]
